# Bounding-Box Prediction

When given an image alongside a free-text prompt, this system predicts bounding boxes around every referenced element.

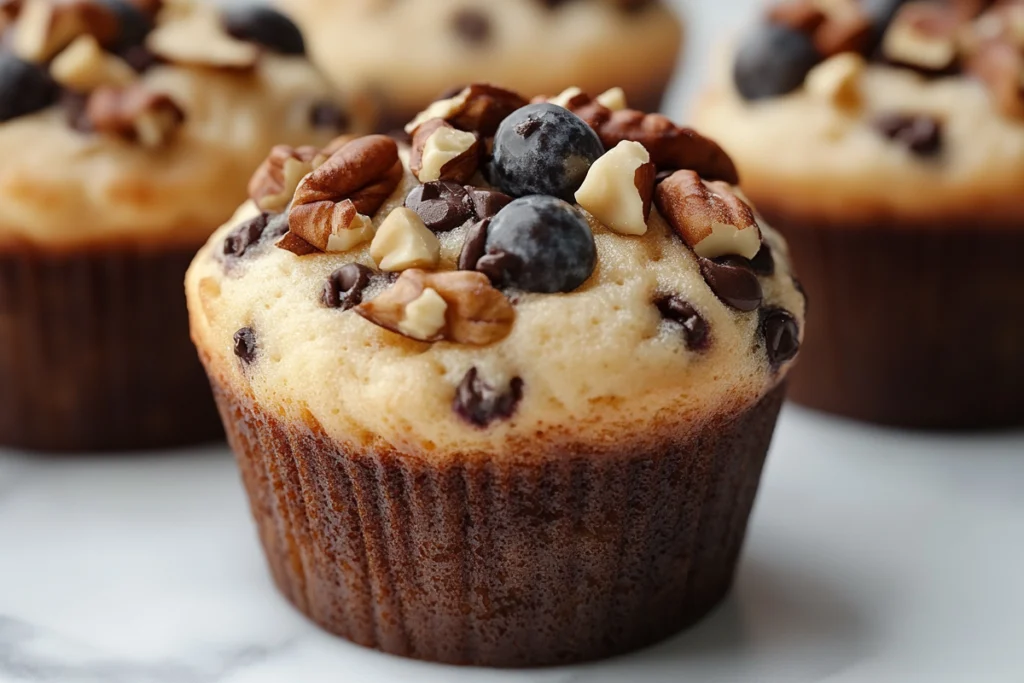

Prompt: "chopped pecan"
[355,269,515,345]
[409,117,480,183]
[12,0,119,62]
[882,2,962,73]
[85,84,185,147]
[574,140,655,235]
[655,170,762,260]
[248,144,321,213]
[406,83,528,136]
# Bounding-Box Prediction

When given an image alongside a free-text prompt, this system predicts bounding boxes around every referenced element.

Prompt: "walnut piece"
[882,2,960,72]
[574,140,655,236]
[147,4,259,70]
[405,83,528,136]
[85,85,185,147]
[50,34,137,92]
[356,269,515,345]
[804,52,865,108]
[655,170,762,260]
[370,207,441,272]
[409,118,480,183]
[13,0,119,62]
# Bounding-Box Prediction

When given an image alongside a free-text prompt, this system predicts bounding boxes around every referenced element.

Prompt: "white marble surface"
[3,1,1024,681]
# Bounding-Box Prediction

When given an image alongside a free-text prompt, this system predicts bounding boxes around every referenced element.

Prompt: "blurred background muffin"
[694,0,1024,428]
[279,0,683,130]
[0,0,374,451]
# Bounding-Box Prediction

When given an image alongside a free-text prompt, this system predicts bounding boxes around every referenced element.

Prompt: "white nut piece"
[575,140,654,236]
[595,87,628,111]
[255,153,314,213]
[549,86,584,109]
[882,14,957,71]
[804,52,865,107]
[397,287,448,342]
[147,5,259,69]
[13,0,84,62]
[405,87,471,134]
[50,34,137,92]
[417,126,479,183]
[326,212,375,253]
[370,207,441,272]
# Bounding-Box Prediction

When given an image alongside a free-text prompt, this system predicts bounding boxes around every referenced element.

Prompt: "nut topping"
[370,207,441,272]
[85,84,185,146]
[12,0,119,62]
[966,40,1024,118]
[882,2,961,73]
[655,170,762,260]
[409,118,480,183]
[405,82,528,136]
[804,52,865,107]
[50,34,137,92]
[285,135,403,253]
[574,140,656,236]
[146,4,259,70]
[355,269,515,345]
[595,86,628,111]
[248,144,320,213]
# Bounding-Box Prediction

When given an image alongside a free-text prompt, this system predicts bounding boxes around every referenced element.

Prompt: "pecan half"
[355,269,515,345]
[248,144,321,213]
[406,83,528,136]
[655,170,762,260]
[85,84,185,147]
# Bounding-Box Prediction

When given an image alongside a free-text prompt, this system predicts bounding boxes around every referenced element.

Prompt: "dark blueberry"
[97,0,153,51]
[321,263,373,310]
[222,212,287,264]
[490,103,605,202]
[221,5,305,55]
[453,367,524,427]
[699,256,763,312]
[458,218,490,271]
[451,8,491,45]
[481,195,596,293]
[233,327,258,364]
[309,101,349,132]
[760,307,800,369]
[733,22,821,101]
[404,181,475,232]
[0,54,59,123]
[749,242,775,276]
[872,113,942,156]
[655,295,710,351]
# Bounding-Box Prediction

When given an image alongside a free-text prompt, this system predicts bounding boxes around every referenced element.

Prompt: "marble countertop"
[2,1,1024,681]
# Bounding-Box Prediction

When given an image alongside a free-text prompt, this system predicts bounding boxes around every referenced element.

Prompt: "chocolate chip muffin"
[279,0,683,130]
[694,0,1024,428]
[0,0,374,451]
[186,84,805,667]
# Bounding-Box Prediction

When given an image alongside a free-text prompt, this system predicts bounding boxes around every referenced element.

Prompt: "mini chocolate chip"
[0,54,59,123]
[700,256,763,312]
[475,250,524,285]
[322,263,373,310]
[466,187,512,220]
[872,113,942,156]
[233,327,258,364]
[221,5,305,55]
[405,181,475,232]
[452,8,491,45]
[223,212,287,262]
[309,101,350,132]
[655,294,710,351]
[734,22,822,101]
[98,0,153,51]
[760,307,800,368]
[749,242,776,276]
[453,367,524,427]
[459,218,490,271]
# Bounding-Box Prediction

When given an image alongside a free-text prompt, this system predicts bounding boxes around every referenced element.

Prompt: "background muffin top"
[0,0,375,249]
[279,0,683,126]
[695,0,1024,225]
[187,84,806,460]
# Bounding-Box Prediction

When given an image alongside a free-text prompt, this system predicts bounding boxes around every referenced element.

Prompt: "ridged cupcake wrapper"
[771,211,1024,428]
[210,378,787,667]
[0,245,222,451]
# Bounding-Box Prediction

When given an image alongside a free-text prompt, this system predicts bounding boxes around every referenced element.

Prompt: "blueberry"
[490,103,604,202]
[0,54,58,124]
[221,6,306,55]
[97,0,153,51]
[479,195,596,293]
[733,22,821,101]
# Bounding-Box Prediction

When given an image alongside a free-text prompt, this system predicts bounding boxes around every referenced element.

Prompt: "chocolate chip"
[221,5,305,55]
[459,218,490,271]
[760,307,800,368]
[233,327,258,364]
[466,187,512,220]
[872,113,942,156]
[321,263,373,310]
[453,367,524,427]
[655,295,710,351]
[222,212,287,263]
[118,45,160,73]
[405,181,475,232]
[99,0,153,51]
[309,101,350,132]
[452,8,491,45]
[734,22,822,101]
[0,54,59,123]
[475,250,523,285]
[749,242,776,276]
[700,256,763,312]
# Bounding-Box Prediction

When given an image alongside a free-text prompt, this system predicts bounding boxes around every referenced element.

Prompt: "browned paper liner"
[208,375,786,667]
[0,244,223,451]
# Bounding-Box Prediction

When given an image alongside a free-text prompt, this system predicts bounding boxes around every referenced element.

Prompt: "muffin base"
[764,207,1024,429]
[208,375,786,667]
[0,243,223,451]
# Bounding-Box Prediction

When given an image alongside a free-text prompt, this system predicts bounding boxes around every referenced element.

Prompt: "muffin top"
[0,0,375,249]
[186,84,806,461]
[281,0,682,122]
[695,0,1024,225]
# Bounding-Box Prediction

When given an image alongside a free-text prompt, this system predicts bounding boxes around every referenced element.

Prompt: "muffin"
[280,0,683,130]
[694,0,1024,428]
[186,83,805,666]
[0,0,374,450]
